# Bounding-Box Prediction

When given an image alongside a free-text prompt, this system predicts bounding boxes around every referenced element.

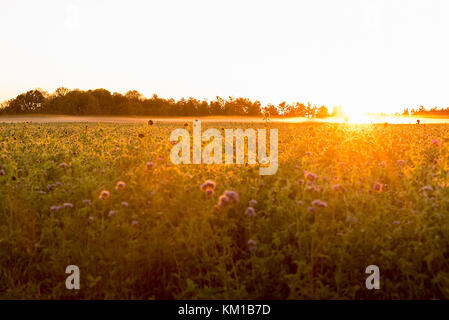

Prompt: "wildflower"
[245,206,256,217]
[50,205,61,212]
[201,180,217,191]
[121,201,129,207]
[432,139,442,146]
[205,189,214,196]
[55,181,63,187]
[247,239,257,251]
[89,216,94,221]
[131,220,138,227]
[307,206,315,213]
[59,162,68,168]
[115,181,126,191]
[148,120,153,125]
[397,160,406,166]
[421,186,433,192]
[63,203,73,208]
[332,184,344,192]
[146,161,154,170]
[217,195,230,208]
[298,179,304,185]
[82,199,92,206]
[224,190,239,203]
[304,171,318,181]
[379,161,386,168]
[47,184,56,191]
[0,169,5,176]
[248,199,257,207]
[393,221,401,225]
[373,182,383,192]
[312,199,327,208]
[99,190,110,200]
[108,210,115,217]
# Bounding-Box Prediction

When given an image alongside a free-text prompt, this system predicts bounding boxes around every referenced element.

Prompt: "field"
[1,120,449,299]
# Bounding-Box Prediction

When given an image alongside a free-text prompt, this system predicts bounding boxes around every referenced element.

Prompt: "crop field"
[1,121,449,299]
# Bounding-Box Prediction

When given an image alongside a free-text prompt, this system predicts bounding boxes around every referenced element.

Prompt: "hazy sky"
[1,0,448,114]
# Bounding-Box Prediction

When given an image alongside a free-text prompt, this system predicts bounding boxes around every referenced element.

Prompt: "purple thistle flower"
[248,199,257,207]
[224,190,239,203]
[200,180,216,192]
[50,205,61,212]
[245,206,256,217]
[312,199,327,208]
[115,181,126,191]
[99,190,110,200]
[218,195,231,208]
[247,239,257,251]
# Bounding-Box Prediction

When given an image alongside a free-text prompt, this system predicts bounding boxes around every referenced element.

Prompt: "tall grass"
[1,122,449,299]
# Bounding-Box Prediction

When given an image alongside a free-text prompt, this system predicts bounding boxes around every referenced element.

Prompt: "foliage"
[1,122,448,299]
[0,88,332,119]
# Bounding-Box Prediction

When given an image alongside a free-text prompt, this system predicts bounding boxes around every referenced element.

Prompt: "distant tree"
[210,96,225,115]
[0,100,7,114]
[305,102,315,118]
[316,105,330,118]
[54,87,71,97]
[6,90,46,114]
[125,90,143,101]
[246,100,261,116]
[89,89,113,114]
[64,90,99,115]
[264,104,279,116]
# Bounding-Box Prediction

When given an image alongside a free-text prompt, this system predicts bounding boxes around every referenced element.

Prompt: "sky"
[1,0,449,115]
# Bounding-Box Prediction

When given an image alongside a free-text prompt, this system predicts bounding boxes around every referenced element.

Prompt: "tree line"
[402,106,449,116]
[0,88,338,118]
